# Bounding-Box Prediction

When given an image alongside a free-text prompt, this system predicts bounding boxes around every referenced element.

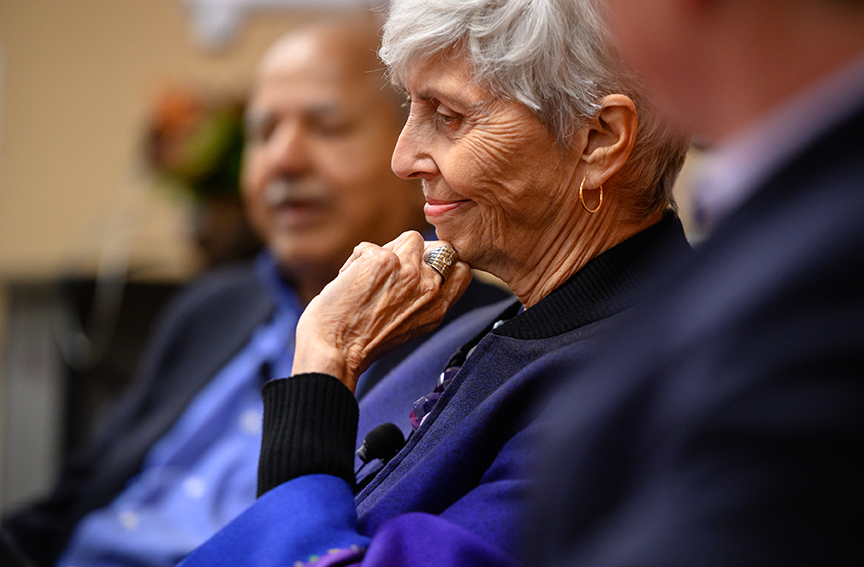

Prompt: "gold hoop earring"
[579,177,603,214]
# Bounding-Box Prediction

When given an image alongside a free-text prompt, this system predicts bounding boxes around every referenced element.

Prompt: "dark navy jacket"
[528,102,864,566]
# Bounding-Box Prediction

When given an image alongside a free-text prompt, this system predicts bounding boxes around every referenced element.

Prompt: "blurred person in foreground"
[527,0,864,565]
[0,13,509,567]
[177,0,691,565]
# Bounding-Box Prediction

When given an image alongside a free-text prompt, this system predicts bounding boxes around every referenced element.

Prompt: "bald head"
[242,14,425,303]
[258,14,404,121]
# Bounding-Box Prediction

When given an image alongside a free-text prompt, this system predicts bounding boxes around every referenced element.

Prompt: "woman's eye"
[435,104,461,126]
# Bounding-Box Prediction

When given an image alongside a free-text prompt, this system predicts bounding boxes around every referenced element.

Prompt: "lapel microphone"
[356,423,406,466]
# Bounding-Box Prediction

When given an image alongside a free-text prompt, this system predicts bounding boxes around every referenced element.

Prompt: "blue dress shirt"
[57,253,303,567]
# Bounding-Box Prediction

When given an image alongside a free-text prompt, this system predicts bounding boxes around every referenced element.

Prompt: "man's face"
[243,30,423,281]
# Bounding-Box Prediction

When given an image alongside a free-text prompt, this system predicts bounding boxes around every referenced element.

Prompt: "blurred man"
[1,13,509,567]
[530,1,864,565]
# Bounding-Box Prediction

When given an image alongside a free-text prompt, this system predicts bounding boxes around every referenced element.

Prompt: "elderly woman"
[180,0,691,565]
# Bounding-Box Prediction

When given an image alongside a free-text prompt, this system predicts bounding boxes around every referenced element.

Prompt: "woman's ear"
[581,94,638,187]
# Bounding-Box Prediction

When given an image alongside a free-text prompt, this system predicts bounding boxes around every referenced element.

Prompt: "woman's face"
[392,56,584,275]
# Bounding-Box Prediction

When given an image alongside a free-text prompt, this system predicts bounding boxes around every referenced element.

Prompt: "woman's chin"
[428,225,457,246]
[441,235,481,269]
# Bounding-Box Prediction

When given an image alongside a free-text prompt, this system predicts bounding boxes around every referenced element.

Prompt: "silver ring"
[423,245,457,282]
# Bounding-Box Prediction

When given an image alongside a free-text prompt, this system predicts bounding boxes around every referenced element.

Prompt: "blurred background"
[0,0,703,518]
[0,0,375,516]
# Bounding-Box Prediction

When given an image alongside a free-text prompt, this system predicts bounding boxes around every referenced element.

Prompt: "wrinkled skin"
[293,231,472,393]
[391,55,586,301]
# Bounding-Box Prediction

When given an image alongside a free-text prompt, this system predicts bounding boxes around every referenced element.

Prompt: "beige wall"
[0,0,318,281]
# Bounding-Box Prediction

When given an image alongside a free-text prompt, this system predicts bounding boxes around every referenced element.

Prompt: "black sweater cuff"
[257,373,359,497]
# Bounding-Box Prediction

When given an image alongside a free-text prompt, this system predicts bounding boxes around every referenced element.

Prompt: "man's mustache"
[263,178,329,207]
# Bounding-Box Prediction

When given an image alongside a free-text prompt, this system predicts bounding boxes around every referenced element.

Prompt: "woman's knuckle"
[379,249,399,267]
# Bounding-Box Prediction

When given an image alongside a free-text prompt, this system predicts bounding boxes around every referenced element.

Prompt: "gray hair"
[380,0,689,221]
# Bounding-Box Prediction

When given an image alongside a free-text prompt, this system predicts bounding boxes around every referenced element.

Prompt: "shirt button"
[239,408,262,435]
[183,476,207,499]
[118,511,139,531]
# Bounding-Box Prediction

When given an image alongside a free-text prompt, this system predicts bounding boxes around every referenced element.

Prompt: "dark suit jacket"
[528,102,864,565]
[1,261,510,567]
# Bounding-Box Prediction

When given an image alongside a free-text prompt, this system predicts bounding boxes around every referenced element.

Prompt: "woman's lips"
[424,198,470,217]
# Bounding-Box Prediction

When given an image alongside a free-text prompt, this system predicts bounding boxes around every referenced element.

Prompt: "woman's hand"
[292,231,472,393]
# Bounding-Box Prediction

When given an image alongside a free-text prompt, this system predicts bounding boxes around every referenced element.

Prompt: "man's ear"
[581,94,638,188]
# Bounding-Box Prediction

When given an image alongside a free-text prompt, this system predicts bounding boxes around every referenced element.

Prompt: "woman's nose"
[391,119,437,180]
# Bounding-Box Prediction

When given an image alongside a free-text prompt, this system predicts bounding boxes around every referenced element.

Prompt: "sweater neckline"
[493,213,690,340]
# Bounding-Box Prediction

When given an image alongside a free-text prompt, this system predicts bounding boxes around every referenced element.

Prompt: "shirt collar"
[493,213,692,340]
[255,226,436,315]
[255,250,305,317]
